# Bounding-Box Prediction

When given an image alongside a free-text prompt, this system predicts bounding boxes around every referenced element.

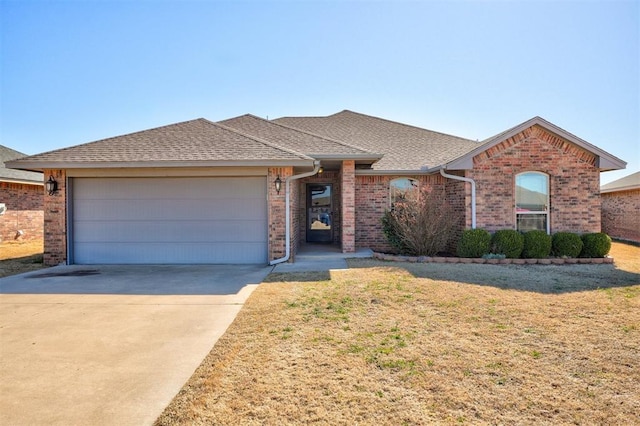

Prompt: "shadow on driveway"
[0,264,272,295]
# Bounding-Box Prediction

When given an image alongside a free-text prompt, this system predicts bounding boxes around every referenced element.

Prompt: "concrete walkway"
[272,245,373,273]
[0,265,270,426]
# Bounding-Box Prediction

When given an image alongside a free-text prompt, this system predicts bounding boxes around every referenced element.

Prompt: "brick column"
[268,167,294,262]
[43,169,67,266]
[341,160,356,253]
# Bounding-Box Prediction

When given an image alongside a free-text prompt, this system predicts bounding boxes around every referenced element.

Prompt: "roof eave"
[0,177,44,186]
[600,184,640,194]
[5,159,314,170]
[355,168,438,176]
[443,117,627,172]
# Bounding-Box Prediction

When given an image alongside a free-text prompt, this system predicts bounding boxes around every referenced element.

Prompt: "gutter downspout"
[269,160,321,265]
[440,168,477,229]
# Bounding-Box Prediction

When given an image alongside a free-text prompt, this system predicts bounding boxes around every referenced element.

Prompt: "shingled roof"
[274,110,480,172]
[0,145,43,184]
[601,171,640,193]
[219,114,381,162]
[7,119,313,170]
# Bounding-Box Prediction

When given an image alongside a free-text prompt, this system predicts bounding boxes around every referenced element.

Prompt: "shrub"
[491,230,524,259]
[580,233,612,257]
[381,187,456,256]
[552,232,583,258]
[457,228,491,258]
[522,230,552,259]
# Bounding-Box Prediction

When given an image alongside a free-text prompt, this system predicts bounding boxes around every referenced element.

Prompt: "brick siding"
[469,125,601,234]
[341,161,356,253]
[268,167,293,262]
[601,189,640,243]
[0,181,44,241]
[43,169,67,266]
[354,174,451,252]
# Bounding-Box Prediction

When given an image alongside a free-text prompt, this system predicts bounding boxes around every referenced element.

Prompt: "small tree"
[382,187,456,256]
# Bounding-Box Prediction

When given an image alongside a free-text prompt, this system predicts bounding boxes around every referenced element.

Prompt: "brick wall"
[43,169,67,266]
[469,125,601,234]
[354,174,447,252]
[601,189,640,243]
[0,181,44,241]
[268,167,293,262]
[341,161,356,253]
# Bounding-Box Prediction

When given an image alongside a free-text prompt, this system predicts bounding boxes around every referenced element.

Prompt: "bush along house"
[7,110,626,266]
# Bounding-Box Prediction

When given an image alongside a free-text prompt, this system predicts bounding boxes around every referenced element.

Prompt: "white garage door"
[71,177,267,264]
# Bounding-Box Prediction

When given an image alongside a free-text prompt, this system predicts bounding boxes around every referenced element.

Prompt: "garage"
[71,176,267,264]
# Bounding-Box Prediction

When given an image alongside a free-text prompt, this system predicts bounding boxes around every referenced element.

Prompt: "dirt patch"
[0,240,46,278]
[155,242,640,425]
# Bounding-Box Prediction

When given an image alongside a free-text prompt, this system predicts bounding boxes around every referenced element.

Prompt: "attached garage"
[70,176,267,264]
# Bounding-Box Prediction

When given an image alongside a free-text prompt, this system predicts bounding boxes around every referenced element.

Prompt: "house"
[601,171,640,243]
[0,145,44,242]
[7,111,626,266]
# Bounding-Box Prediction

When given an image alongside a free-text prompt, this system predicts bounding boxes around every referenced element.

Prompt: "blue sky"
[1,0,638,184]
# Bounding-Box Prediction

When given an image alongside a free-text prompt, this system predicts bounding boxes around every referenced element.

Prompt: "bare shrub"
[382,187,456,256]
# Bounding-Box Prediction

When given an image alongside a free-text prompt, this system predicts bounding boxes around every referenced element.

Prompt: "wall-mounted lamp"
[45,175,58,196]
[274,175,282,194]
[318,166,324,174]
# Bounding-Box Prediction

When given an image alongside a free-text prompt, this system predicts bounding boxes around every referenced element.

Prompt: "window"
[515,172,549,233]
[390,178,418,207]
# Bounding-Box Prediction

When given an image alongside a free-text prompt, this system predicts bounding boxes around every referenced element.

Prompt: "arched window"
[515,172,549,233]
[390,178,418,207]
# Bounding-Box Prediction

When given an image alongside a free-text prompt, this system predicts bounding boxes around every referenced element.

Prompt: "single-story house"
[0,145,44,242]
[601,171,640,243]
[7,110,626,266]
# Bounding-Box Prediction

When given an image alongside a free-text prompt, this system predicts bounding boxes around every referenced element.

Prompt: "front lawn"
[156,242,639,425]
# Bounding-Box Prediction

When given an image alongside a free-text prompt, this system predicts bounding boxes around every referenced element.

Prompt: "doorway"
[306,184,333,243]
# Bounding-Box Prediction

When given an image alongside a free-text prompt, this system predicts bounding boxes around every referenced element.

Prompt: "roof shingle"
[0,145,43,183]
[274,110,480,171]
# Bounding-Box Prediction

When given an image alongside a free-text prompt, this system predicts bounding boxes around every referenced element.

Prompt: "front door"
[306,184,333,243]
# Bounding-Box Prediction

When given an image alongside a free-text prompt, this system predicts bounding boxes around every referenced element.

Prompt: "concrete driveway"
[0,264,271,426]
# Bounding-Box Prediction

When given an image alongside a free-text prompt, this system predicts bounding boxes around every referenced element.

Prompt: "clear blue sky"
[1,0,638,184]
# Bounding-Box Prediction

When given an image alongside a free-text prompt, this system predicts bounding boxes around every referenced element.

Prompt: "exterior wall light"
[45,175,59,195]
[274,175,282,194]
[318,166,324,174]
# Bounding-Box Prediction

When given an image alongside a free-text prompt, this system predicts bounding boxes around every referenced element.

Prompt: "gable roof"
[0,145,43,184]
[275,110,480,172]
[7,119,313,170]
[219,114,381,162]
[601,171,640,193]
[443,116,627,172]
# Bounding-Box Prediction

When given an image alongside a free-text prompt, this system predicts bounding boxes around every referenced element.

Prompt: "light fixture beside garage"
[45,175,59,196]
[274,175,282,194]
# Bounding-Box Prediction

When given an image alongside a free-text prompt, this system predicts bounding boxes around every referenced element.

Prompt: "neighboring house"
[601,171,640,243]
[7,111,626,266]
[0,145,44,242]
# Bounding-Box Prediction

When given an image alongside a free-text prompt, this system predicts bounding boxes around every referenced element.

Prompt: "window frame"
[389,177,418,208]
[515,171,550,234]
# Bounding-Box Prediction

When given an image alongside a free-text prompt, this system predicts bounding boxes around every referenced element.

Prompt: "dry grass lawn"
[0,240,45,278]
[156,242,640,425]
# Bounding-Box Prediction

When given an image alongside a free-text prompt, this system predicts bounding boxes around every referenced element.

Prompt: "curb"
[371,252,614,265]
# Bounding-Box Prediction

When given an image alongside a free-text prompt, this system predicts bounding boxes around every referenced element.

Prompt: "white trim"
[515,171,550,234]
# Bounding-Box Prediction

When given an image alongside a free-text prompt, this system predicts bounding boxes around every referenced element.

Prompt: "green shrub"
[552,232,583,258]
[457,228,491,258]
[522,230,552,259]
[580,233,612,257]
[491,230,524,259]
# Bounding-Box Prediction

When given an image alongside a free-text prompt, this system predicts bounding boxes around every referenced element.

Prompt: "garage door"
[71,177,267,264]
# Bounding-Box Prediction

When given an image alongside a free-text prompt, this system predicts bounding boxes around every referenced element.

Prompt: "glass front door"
[306,184,332,243]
